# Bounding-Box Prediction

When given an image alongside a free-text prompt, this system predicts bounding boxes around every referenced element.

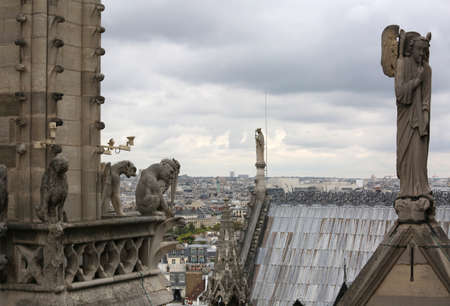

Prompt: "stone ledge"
[7,215,166,231]
[0,273,173,306]
[67,269,161,291]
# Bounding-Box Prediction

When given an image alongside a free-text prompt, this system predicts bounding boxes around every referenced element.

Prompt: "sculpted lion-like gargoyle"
[135,158,180,217]
[100,160,137,216]
[36,156,69,223]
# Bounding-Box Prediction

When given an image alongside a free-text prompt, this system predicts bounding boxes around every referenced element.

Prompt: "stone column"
[239,129,266,266]
[0,0,105,222]
[255,160,266,204]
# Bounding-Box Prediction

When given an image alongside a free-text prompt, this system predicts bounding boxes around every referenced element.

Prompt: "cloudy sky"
[100,0,450,178]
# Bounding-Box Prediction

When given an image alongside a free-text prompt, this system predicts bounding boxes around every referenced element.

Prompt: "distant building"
[186,200,206,210]
[231,206,247,221]
[185,272,205,302]
[185,244,209,264]
[160,249,188,302]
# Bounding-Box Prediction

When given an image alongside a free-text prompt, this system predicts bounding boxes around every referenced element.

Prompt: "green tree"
[211,223,221,232]
[178,233,195,244]
[187,222,195,232]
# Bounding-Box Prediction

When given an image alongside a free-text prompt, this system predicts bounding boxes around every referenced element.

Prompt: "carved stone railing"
[1,216,183,292]
[268,190,450,206]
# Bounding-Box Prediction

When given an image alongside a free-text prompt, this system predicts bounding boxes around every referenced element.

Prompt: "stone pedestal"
[394,196,435,223]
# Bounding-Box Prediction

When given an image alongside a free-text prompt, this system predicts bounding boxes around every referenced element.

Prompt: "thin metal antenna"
[265,92,268,177]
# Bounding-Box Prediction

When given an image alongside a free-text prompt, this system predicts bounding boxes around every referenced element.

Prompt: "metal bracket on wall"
[97,137,135,155]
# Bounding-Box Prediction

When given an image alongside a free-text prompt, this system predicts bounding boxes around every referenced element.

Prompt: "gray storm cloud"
[100,0,450,177]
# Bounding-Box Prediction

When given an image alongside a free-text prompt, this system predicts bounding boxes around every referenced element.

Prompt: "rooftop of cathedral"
[250,203,450,305]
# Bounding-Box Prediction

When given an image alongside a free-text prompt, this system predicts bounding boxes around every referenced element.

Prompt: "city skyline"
[99,0,450,177]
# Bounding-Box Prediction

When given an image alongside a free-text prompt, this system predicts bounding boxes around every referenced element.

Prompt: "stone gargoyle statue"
[135,158,180,217]
[100,160,137,216]
[36,156,69,223]
[0,165,8,237]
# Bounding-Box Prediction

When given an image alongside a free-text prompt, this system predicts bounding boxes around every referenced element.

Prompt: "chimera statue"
[100,160,137,216]
[36,156,69,223]
[135,158,180,217]
[381,25,433,221]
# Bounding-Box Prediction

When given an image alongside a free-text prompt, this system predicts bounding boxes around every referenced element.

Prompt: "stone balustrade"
[1,216,183,292]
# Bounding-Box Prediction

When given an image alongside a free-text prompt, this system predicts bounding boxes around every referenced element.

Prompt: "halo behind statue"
[381,24,399,78]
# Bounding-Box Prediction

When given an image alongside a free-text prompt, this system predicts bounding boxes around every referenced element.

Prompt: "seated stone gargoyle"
[135,158,180,217]
[100,160,137,216]
[36,156,69,223]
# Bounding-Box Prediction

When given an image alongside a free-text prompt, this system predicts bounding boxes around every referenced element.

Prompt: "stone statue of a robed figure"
[255,128,265,167]
[381,25,434,222]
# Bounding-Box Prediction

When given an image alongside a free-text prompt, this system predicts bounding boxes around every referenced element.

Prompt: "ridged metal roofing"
[251,204,450,306]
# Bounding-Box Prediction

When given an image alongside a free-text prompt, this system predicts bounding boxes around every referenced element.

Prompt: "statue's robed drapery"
[394,43,432,198]
[382,25,437,221]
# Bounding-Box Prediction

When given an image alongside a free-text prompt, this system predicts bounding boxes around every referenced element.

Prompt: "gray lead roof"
[251,204,450,306]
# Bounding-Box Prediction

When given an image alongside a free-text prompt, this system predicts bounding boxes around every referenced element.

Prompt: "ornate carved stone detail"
[97,241,116,278]
[15,245,44,284]
[64,244,84,284]
[64,237,151,285]
[77,242,99,281]
[118,238,144,274]
[4,216,183,300]
[206,201,249,305]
